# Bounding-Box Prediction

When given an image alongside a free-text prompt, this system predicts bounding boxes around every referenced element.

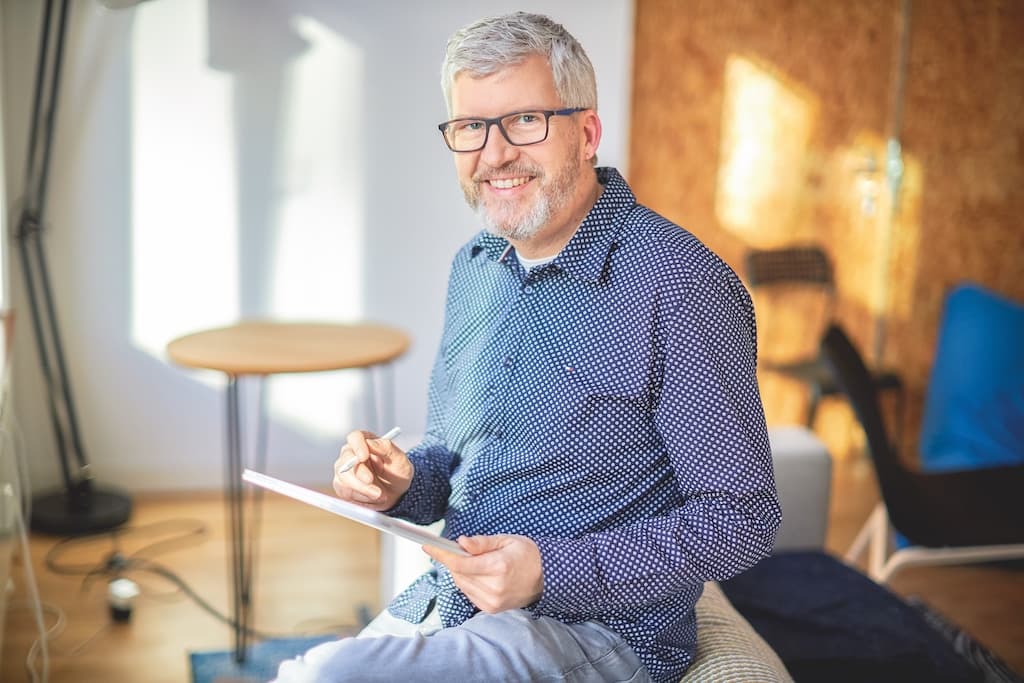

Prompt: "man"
[276,12,779,683]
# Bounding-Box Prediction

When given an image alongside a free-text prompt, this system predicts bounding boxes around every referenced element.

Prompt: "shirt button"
[494,427,504,438]
[503,355,514,367]
[523,285,534,294]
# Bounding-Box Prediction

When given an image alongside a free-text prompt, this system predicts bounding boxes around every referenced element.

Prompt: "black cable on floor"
[40,518,349,641]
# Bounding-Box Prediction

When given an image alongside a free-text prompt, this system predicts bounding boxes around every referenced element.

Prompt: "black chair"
[819,324,1024,582]
[745,246,904,432]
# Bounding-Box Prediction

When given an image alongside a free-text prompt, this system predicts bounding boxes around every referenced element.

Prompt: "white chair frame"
[846,501,1024,583]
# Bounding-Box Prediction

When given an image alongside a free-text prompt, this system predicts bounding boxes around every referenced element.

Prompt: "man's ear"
[580,110,602,162]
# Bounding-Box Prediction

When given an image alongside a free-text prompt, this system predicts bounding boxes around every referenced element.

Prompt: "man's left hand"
[424,534,543,614]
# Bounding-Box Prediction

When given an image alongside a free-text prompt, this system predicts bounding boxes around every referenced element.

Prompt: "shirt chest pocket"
[534,352,656,455]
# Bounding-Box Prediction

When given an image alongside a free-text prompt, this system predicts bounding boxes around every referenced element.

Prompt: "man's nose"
[479,121,518,166]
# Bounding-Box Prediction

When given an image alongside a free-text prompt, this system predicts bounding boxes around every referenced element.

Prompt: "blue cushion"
[919,283,1024,471]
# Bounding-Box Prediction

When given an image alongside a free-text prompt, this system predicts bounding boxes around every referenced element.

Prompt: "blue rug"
[190,635,337,683]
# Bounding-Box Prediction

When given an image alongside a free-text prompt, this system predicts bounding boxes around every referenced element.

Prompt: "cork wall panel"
[630,0,1024,459]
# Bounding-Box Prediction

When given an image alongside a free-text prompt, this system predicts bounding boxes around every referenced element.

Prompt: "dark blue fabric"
[720,552,982,683]
[919,283,1024,471]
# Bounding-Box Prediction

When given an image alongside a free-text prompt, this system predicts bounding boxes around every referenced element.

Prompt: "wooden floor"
[1,492,381,683]
[2,455,1022,682]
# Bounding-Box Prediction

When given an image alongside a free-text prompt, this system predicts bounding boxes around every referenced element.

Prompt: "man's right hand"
[332,430,414,511]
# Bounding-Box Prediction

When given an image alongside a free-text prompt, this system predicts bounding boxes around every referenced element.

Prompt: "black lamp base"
[30,487,132,536]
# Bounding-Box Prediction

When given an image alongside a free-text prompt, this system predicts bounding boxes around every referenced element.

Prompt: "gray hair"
[441,12,597,116]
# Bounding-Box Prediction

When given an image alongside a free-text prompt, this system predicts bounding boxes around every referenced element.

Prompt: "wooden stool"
[167,320,409,662]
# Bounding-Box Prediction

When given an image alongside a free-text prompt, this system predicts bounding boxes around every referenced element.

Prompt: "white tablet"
[242,469,469,556]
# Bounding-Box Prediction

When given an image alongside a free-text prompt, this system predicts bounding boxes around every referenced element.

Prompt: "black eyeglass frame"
[437,107,586,152]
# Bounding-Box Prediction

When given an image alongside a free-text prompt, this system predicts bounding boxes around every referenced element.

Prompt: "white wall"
[2,0,634,493]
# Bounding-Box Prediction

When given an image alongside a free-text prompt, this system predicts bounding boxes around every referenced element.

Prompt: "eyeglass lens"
[446,112,549,151]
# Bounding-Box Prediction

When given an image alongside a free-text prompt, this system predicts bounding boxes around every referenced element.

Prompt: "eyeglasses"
[438,108,585,152]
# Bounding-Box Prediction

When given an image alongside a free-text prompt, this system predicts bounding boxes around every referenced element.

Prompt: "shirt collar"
[470,167,636,283]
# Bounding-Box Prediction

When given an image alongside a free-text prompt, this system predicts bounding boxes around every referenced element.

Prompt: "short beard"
[462,141,581,242]
[477,189,550,242]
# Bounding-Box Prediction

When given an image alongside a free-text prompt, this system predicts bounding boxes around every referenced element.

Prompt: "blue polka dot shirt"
[386,167,781,682]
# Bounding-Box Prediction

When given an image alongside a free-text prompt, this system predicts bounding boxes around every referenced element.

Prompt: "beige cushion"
[681,582,793,682]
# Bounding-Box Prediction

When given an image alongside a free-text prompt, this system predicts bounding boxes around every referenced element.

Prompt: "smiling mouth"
[486,176,533,189]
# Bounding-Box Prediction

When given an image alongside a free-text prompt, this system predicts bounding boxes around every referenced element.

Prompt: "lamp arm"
[14,0,94,500]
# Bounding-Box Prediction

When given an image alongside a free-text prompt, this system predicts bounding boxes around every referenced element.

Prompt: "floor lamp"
[14,0,131,535]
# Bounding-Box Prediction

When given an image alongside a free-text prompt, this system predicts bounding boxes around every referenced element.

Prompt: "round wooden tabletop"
[166,321,410,376]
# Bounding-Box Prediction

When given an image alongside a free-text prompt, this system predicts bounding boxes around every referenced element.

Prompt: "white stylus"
[335,427,401,476]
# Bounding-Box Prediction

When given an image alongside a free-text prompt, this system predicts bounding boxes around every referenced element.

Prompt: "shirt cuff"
[532,535,601,618]
[383,445,450,524]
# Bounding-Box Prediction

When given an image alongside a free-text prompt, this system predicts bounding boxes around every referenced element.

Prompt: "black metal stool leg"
[225,376,248,662]
[241,377,269,656]
[381,362,396,433]
[805,383,822,427]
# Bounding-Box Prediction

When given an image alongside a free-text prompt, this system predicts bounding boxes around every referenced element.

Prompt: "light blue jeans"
[272,608,652,682]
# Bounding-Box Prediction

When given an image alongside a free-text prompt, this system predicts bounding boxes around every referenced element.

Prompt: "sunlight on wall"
[132,2,368,440]
[826,132,923,323]
[715,55,823,430]
[715,56,818,245]
[266,16,366,438]
[131,0,238,363]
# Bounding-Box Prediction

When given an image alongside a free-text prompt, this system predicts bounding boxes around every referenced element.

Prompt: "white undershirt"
[516,250,558,270]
